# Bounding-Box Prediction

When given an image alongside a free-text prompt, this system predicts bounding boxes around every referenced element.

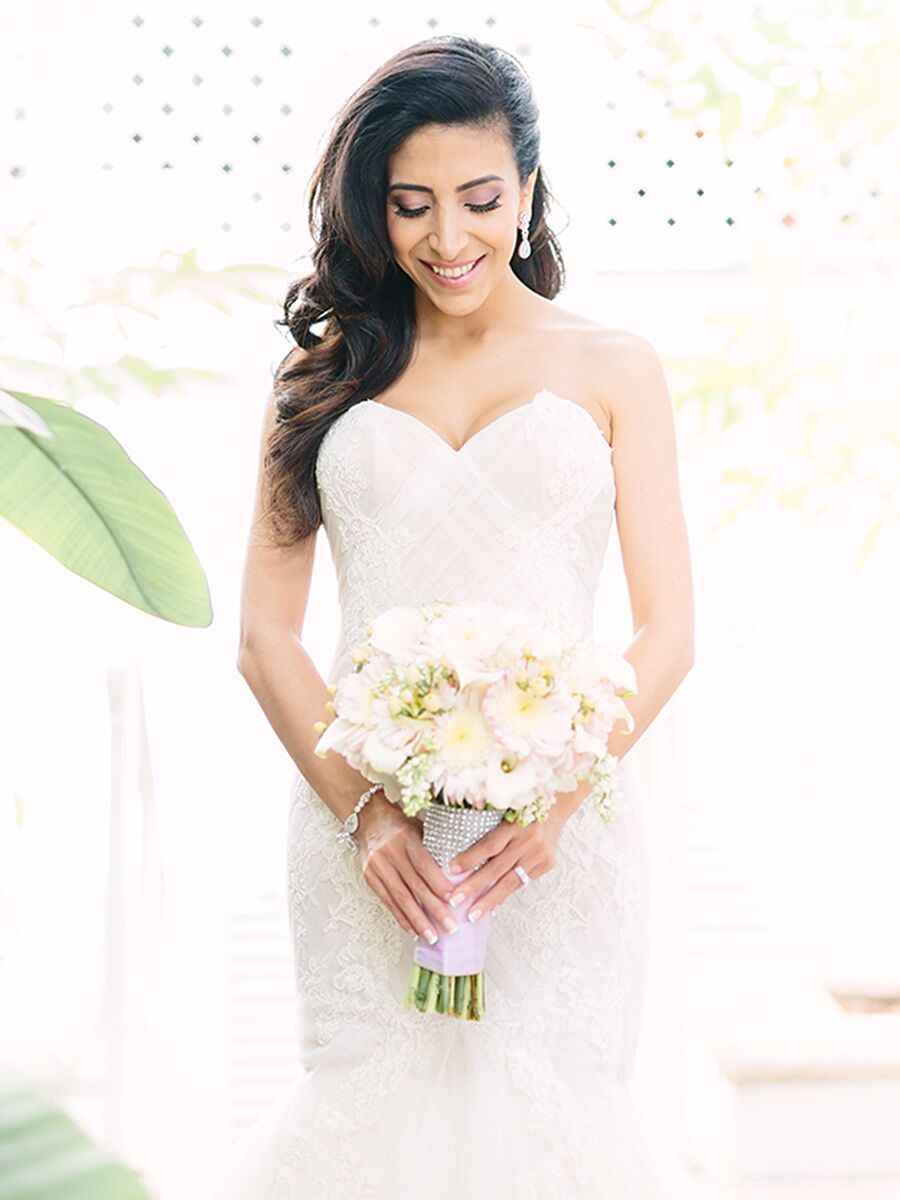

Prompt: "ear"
[524,166,538,208]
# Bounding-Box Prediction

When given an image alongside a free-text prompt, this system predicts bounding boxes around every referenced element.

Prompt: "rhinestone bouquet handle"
[404,800,506,1020]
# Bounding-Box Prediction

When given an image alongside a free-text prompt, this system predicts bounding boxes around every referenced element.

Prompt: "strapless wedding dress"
[204,387,696,1198]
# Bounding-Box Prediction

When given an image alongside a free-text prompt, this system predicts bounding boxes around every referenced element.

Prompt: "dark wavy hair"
[263,34,566,546]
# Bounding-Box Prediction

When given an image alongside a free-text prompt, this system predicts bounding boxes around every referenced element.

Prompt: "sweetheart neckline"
[360,387,612,457]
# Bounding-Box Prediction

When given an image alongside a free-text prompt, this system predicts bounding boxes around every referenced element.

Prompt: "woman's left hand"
[440,807,566,925]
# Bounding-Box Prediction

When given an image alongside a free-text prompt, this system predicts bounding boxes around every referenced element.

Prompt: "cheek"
[483,215,517,251]
[386,217,417,256]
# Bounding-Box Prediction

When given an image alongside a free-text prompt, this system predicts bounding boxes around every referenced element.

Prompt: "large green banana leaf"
[0,389,212,627]
[0,1071,152,1199]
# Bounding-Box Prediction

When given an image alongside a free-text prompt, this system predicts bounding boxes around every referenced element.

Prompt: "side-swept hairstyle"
[263,34,565,546]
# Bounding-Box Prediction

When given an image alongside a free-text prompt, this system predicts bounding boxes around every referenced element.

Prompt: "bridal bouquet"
[313,599,636,1021]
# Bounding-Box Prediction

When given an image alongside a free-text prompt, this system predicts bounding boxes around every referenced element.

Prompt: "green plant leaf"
[0,390,212,626]
[0,1071,153,1198]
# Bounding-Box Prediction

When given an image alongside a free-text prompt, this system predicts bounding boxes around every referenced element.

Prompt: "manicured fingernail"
[424,928,438,944]
[449,864,463,875]
[449,892,466,909]
[468,908,482,923]
[442,917,458,933]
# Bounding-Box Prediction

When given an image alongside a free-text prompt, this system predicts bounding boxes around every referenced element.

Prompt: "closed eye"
[391,196,503,219]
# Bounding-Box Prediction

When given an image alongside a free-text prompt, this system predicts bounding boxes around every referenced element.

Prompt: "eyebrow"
[386,174,505,194]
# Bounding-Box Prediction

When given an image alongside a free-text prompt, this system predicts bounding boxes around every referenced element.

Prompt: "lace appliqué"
[496,390,616,636]
[277,778,446,1200]
[475,795,646,1199]
[279,773,645,1200]
[314,404,418,674]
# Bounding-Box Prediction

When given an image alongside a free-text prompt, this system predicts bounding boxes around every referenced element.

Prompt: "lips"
[421,255,485,276]
[422,255,483,269]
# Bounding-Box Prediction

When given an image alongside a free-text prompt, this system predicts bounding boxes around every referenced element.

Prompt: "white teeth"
[428,258,480,278]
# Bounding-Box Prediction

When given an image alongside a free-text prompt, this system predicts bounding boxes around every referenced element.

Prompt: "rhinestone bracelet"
[336,783,383,851]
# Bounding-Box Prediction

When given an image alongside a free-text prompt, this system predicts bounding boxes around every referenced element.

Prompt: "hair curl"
[263,34,566,546]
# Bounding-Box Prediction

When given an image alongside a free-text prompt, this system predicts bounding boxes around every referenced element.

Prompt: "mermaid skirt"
[203,756,696,1198]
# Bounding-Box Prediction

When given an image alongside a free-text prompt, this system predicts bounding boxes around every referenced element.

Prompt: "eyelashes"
[391,196,503,219]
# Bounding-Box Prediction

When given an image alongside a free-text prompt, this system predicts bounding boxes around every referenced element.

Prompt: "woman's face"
[385,123,535,311]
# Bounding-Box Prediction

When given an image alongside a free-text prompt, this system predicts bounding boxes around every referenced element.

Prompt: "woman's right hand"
[355,791,461,944]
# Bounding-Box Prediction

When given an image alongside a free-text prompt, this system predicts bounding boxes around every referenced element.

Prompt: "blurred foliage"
[0,1069,153,1199]
[577,0,899,566]
[594,0,899,150]
[1,241,285,404]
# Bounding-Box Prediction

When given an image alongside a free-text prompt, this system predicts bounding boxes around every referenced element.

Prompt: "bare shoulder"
[581,325,672,446]
[575,324,691,651]
[534,303,670,443]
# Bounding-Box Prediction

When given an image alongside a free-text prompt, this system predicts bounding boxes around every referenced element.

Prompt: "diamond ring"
[513,864,531,888]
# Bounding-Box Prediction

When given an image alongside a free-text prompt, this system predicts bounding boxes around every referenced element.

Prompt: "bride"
[213,33,696,1200]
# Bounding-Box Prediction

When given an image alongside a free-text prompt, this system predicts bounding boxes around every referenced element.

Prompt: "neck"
[414,265,537,347]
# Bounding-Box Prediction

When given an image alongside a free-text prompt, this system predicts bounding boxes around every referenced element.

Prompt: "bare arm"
[609,328,695,744]
[555,330,695,819]
[235,366,372,826]
[237,349,461,943]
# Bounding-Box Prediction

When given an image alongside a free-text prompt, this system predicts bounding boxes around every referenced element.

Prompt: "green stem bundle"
[404,963,485,1020]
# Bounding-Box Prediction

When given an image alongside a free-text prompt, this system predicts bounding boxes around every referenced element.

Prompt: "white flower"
[484,751,540,811]
[313,714,357,759]
[489,606,574,660]
[482,668,579,760]
[428,688,496,802]
[423,601,512,690]
[565,640,637,696]
[361,725,414,775]
[368,605,427,657]
[315,653,421,777]
[333,655,387,724]
[433,689,494,769]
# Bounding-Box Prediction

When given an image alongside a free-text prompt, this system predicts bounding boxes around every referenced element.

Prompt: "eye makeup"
[391,195,502,219]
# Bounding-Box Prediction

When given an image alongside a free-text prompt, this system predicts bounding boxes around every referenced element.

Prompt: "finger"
[364,867,417,936]
[448,821,514,876]
[379,859,444,944]
[400,856,462,935]
[465,868,526,923]
[446,841,523,911]
[408,835,468,907]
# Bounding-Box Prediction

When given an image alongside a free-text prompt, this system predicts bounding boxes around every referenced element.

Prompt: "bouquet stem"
[404,963,484,1019]
[402,800,505,1022]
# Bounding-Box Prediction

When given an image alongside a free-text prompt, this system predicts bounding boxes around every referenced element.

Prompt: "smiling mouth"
[421,255,485,278]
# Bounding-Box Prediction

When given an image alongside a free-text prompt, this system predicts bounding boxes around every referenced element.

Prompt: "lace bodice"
[314,387,616,683]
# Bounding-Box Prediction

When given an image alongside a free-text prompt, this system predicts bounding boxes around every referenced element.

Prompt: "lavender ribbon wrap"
[413,801,506,976]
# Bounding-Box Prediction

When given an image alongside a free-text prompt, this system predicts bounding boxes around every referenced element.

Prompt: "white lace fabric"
[202,388,697,1199]
[315,389,616,686]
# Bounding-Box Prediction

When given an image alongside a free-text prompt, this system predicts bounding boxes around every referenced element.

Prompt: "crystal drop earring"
[517,210,532,259]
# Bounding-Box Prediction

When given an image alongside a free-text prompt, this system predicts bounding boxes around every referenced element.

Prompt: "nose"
[427,209,471,263]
